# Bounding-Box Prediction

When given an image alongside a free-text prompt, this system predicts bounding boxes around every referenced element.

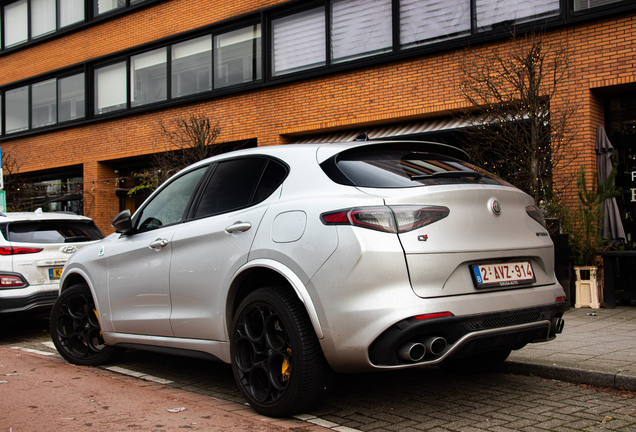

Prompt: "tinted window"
[8,221,104,243]
[194,158,267,218]
[327,148,509,188]
[136,166,206,231]
[254,160,287,202]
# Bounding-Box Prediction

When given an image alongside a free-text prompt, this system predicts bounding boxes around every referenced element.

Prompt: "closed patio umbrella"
[596,126,626,244]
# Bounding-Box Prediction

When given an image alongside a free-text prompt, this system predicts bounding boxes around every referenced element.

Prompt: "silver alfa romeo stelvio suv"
[51,140,566,417]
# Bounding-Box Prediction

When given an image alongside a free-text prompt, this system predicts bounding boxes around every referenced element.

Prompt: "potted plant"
[560,167,620,308]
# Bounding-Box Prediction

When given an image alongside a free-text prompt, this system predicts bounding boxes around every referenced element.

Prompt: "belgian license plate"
[49,268,63,280]
[470,261,535,288]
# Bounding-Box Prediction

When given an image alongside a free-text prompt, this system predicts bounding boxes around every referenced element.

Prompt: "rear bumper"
[369,302,567,367]
[0,289,59,318]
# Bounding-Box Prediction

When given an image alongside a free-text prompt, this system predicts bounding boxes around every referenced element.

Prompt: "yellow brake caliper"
[94,309,102,337]
[281,348,292,381]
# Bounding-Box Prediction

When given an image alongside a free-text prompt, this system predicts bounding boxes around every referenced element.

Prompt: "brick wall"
[2,6,636,232]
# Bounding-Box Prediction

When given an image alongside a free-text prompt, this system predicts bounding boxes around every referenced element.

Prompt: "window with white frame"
[59,73,85,122]
[31,78,57,128]
[400,0,470,48]
[475,0,560,30]
[272,7,326,77]
[131,48,167,107]
[4,0,28,48]
[6,86,29,134]
[95,62,127,114]
[172,35,212,98]
[214,24,262,89]
[331,0,392,63]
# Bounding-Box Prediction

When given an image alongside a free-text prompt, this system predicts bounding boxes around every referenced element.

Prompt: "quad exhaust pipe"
[423,336,447,356]
[397,342,426,362]
[397,336,447,362]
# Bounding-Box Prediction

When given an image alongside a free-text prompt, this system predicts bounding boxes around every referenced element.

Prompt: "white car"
[0,209,103,319]
[51,140,566,417]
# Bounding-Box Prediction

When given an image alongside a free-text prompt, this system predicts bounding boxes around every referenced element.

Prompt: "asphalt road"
[3,318,636,431]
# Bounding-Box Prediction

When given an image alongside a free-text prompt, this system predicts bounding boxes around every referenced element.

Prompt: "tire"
[230,287,333,417]
[50,283,125,366]
[439,348,511,375]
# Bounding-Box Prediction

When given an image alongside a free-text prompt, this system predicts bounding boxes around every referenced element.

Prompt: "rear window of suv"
[5,221,104,243]
[321,144,511,188]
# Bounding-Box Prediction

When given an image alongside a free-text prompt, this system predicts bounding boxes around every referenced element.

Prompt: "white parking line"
[11,347,56,356]
[293,414,361,432]
[104,366,173,384]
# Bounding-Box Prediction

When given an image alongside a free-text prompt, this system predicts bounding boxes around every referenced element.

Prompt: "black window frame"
[2,0,636,139]
[0,67,85,135]
[0,0,165,53]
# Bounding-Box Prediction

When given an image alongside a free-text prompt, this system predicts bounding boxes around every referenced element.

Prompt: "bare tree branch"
[458,31,578,206]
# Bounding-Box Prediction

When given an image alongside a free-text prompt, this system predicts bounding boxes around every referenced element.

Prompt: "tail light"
[0,274,29,289]
[526,205,546,228]
[0,246,44,255]
[321,206,449,233]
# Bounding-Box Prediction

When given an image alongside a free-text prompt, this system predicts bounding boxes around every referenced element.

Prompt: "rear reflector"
[414,312,454,320]
[555,296,565,302]
[0,246,44,255]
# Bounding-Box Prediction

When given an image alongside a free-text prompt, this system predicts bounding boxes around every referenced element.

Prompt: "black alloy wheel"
[230,286,332,417]
[50,283,124,365]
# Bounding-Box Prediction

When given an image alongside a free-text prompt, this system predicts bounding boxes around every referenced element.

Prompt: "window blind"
[400,0,470,48]
[475,0,560,29]
[173,35,211,60]
[573,0,624,11]
[331,0,392,64]
[132,48,166,71]
[60,0,84,27]
[32,0,56,38]
[32,78,57,128]
[95,62,126,112]
[4,0,28,48]
[6,86,29,133]
[272,7,326,76]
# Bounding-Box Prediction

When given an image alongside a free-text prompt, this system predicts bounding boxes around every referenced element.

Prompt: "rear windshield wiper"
[410,171,483,181]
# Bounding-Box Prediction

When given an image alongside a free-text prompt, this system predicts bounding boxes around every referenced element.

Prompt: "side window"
[136,166,207,231]
[254,159,287,203]
[194,158,267,219]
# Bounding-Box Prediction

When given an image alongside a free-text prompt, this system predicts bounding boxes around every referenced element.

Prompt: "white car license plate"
[470,261,535,288]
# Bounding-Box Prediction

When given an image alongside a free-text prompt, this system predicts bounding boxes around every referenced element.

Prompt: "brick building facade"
[1,0,636,240]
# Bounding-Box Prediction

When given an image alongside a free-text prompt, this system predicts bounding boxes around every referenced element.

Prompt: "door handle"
[149,238,169,250]
[225,222,252,233]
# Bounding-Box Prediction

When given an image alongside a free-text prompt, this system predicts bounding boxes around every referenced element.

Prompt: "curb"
[500,360,636,392]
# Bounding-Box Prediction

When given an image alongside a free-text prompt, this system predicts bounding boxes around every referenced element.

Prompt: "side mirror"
[111,209,134,234]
